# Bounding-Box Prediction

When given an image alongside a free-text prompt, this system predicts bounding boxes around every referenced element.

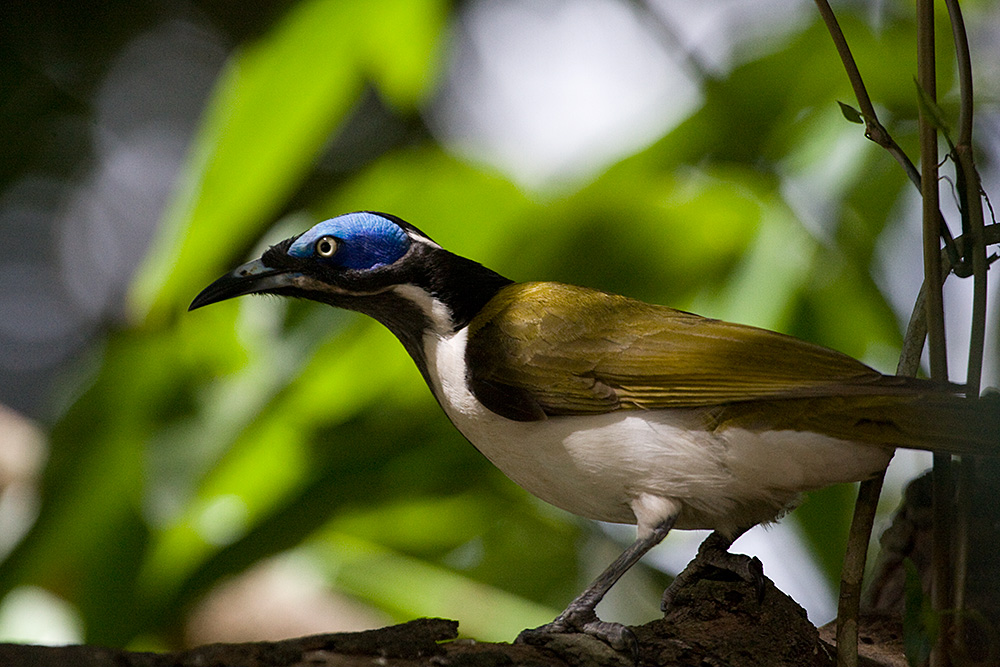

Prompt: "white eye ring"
[315,236,338,258]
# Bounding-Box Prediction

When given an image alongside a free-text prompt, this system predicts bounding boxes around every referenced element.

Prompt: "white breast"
[421,326,892,538]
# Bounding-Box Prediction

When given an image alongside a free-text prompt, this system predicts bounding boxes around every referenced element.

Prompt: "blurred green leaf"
[359,0,448,109]
[320,146,537,262]
[308,532,559,641]
[130,0,449,323]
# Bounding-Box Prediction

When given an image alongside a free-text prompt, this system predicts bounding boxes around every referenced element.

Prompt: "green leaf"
[837,100,864,124]
[308,532,559,641]
[359,0,449,109]
[130,0,449,324]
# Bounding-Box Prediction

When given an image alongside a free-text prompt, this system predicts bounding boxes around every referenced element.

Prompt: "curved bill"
[189,259,298,311]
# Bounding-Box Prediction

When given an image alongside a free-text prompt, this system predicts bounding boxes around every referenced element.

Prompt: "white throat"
[392,284,457,336]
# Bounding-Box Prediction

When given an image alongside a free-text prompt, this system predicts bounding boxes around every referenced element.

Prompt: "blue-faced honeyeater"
[190,212,998,652]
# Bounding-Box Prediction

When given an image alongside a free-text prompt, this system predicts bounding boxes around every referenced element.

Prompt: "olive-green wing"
[465,282,916,421]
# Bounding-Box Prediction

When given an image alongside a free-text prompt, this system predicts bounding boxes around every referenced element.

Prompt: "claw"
[579,618,637,658]
[518,611,639,665]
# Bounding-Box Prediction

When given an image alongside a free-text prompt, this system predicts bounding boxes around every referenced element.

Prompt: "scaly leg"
[518,514,677,659]
[660,528,764,611]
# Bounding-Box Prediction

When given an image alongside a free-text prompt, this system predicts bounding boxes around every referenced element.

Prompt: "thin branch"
[943,0,987,656]
[918,0,946,380]
[946,0,974,148]
[837,278,939,667]
[917,3,953,667]
[837,475,884,667]
[897,223,1000,374]
[632,0,715,84]
[942,0,987,399]
[812,0,961,269]
[813,0,910,176]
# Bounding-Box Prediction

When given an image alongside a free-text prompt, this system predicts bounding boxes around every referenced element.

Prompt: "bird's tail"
[845,390,999,455]
[721,390,999,455]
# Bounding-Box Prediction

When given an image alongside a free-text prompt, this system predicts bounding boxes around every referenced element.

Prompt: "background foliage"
[1,0,997,650]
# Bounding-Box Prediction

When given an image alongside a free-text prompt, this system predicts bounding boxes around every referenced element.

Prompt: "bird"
[189,211,998,654]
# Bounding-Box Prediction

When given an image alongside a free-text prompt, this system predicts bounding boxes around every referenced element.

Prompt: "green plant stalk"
[916,2,953,667]
[918,0,946,385]
[944,0,986,401]
[943,0,988,656]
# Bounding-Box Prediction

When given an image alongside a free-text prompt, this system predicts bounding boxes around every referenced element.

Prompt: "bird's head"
[189,212,512,348]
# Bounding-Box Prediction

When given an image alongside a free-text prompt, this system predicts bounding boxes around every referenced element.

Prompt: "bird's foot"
[660,534,764,611]
[517,606,638,663]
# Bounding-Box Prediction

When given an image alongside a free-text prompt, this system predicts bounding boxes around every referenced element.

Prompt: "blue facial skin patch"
[288,212,411,270]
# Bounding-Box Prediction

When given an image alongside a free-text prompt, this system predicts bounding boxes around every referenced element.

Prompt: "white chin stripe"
[408,232,442,249]
[392,284,454,334]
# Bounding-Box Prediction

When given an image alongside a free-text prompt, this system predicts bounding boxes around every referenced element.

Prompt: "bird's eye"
[315,236,338,258]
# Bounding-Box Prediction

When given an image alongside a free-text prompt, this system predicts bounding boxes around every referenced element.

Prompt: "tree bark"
[0,573,847,667]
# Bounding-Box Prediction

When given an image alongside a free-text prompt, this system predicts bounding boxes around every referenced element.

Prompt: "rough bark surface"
[0,574,853,667]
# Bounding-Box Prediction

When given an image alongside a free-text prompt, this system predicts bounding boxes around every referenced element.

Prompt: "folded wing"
[465,282,996,454]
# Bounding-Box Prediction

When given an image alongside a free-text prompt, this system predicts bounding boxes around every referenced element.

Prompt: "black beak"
[189,259,298,311]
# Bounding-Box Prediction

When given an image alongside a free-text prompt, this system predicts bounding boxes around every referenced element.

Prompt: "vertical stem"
[918,0,945,378]
[837,475,884,667]
[917,1,952,666]
[944,0,987,398]
[944,0,987,657]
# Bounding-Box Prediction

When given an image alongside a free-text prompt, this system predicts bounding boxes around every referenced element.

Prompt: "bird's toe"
[517,609,638,662]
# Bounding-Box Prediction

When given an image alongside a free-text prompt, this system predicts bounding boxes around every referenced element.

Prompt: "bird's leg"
[518,515,676,658]
[660,528,764,611]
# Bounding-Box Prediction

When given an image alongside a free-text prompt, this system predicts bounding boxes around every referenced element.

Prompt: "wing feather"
[465,282,927,420]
